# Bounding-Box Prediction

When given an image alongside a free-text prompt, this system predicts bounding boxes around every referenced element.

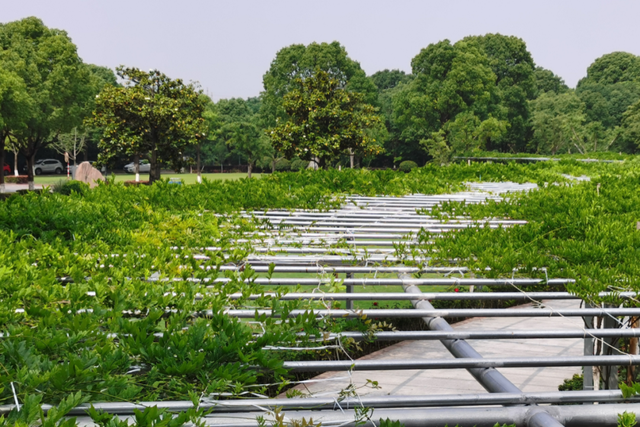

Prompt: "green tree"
[574,52,640,152]
[0,67,30,192]
[529,91,586,154]
[394,39,499,158]
[369,70,416,165]
[268,70,384,168]
[0,16,96,190]
[261,42,378,128]
[222,121,270,178]
[534,66,569,95]
[86,64,118,87]
[208,97,272,175]
[89,67,206,183]
[462,34,537,152]
[577,81,640,130]
[370,69,412,91]
[445,111,508,154]
[620,99,640,151]
[577,52,640,86]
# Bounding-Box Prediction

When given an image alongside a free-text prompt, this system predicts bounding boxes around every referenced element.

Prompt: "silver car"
[33,159,64,175]
[124,160,151,174]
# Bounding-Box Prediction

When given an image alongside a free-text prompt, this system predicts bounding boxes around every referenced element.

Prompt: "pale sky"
[3,0,640,100]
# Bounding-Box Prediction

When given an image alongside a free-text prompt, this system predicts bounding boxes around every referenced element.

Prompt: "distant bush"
[5,175,28,184]
[291,159,308,171]
[124,180,151,186]
[275,158,291,171]
[558,374,583,391]
[399,160,418,172]
[52,180,89,195]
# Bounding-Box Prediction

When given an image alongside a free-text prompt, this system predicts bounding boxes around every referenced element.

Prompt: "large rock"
[74,162,105,188]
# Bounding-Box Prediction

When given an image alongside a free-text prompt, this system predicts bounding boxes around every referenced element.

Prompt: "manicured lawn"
[34,172,262,186]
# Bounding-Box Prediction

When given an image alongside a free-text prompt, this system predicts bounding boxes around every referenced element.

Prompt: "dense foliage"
[2,160,640,424]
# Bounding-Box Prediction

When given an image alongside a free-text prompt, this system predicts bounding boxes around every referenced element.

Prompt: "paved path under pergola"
[288,298,583,397]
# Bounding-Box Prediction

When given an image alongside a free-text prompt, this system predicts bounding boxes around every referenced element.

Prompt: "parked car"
[3,163,10,176]
[25,159,64,175]
[124,159,151,174]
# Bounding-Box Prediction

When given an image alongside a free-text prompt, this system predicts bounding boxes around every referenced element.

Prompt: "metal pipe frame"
[191,403,639,427]
[11,390,637,416]
[329,329,640,341]
[226,291,635,301]
[246,216,525,227]
[282,355,640,372]
[210,278,572,286]
[204,254,433,263]
[221,307,633,318]
[214,265,466,273]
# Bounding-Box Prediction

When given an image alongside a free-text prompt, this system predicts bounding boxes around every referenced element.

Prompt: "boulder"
[74,162,105,188]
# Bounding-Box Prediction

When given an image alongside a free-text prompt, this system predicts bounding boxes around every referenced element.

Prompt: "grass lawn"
[34,172,262,186]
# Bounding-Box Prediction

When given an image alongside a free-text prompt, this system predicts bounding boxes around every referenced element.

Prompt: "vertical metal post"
[583,303,594,394]
[345,233,354,310]
[346,272,353,310]
[602,304,620,390]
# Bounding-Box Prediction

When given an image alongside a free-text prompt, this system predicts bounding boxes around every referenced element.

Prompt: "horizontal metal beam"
[210,278,572,286]
[228,291,634,301]
[282,355,640,372]
[11,390,635,416]
[222,307,628,318]
[214,266,465,273]
[195,403,639,427]
[331,329,640,341]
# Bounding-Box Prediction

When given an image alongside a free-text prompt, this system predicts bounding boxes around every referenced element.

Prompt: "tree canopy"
[534,66,569,95]
[260,42,378,128]
[394,39,505,159]
[0,16,96,188]
[268,70,384,168]
[89,67,206,182]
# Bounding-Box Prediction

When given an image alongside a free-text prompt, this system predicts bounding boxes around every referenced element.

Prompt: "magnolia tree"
[268,70,384,168]
[89,67,206,183]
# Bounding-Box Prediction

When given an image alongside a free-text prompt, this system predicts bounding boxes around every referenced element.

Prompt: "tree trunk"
[13,148,18,176]
[134,153,140,182]
[272,159,275,174]
[349,149,354,169]
[0,134,6,194]
[196,144,202,184]
[26,152,35,191]
[247,163,252,179]
[149,148,158,183]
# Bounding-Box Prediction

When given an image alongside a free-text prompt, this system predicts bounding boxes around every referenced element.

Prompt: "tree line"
[2,17,640,187]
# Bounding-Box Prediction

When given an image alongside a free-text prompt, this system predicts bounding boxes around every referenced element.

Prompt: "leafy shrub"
[398,160,418,172]
[52,180,89,195]
[5,175,28,184]
[291,159,309,171]
[275,158,291,171]
[558,374,583,391]
[124,180,151,186]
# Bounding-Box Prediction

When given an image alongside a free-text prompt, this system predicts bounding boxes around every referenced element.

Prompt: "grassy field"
[34,172,261,186]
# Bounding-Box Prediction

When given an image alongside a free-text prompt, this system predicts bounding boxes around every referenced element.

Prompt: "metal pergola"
[8,183,638,427]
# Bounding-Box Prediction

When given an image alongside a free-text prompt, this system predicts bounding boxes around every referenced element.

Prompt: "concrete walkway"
[291,299,583,397]
[1,183,44,193]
